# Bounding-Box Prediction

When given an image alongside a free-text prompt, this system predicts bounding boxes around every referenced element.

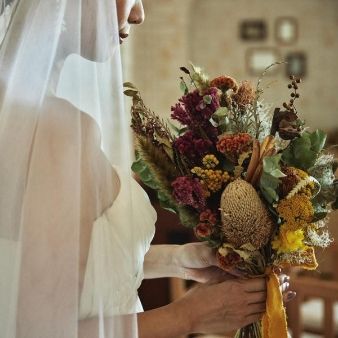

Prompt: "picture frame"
[286,52,307,78]
[275,17,298,45]
[246,47,281,76]
[240,19,267,41]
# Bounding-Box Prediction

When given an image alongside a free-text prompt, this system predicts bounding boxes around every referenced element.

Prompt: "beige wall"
[123,0,338,131]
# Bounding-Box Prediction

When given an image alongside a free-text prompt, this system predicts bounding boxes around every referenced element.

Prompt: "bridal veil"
[0,0,139,336]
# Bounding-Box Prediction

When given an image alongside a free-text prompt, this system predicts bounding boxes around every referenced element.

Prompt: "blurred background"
[121,1,338,337]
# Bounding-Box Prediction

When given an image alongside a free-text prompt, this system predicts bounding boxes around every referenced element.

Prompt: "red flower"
[195,222,213,238]
[199,209,218,225]
[217,251,242,270]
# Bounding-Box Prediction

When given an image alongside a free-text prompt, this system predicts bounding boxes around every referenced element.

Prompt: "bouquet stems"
[235,322,262,338]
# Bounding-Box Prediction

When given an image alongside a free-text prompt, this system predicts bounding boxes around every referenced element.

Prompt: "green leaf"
[270,169,286,178]
[180,80,189,94]
[259,154,283,204]
[203,95,212,104]
[213,107,228,119]
[309,129,326,153]
[260,172,279,204]
[158,192,178,213]
[282,130,327,170]
[131,156,158,190]
[263,154,283,173]
[177,206,199,228]
[131,157,146,173]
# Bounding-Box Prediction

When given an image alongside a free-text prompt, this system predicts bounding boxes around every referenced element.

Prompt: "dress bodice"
[79,167,156,319]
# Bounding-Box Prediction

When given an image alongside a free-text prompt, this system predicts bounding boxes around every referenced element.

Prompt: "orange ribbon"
[262,268,288,338]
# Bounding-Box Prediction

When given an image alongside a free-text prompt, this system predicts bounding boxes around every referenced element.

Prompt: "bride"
[0,1,293,337]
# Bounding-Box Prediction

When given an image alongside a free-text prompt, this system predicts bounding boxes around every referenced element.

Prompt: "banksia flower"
[210,75,238,92]
[220,179,274,249]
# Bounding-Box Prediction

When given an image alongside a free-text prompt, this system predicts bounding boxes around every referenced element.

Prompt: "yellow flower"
[191,167,230,192]
[277,194,314,223]
[293,167,308,180]
[272,225,306,254]
[202,154,219,169]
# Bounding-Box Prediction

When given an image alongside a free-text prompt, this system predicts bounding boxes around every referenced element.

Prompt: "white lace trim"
[0,0,18,45]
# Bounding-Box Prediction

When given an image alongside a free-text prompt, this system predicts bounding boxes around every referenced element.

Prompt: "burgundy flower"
[172,176,206,210]
[199,209,218,225]
[171,88,220,126]
[174,131,213,162]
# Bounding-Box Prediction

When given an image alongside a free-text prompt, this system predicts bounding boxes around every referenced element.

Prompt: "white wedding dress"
[79,167,156,319]
[0,168,156,327]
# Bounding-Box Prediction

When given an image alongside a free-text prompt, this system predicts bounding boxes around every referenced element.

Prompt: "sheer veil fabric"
[0,0,141,337]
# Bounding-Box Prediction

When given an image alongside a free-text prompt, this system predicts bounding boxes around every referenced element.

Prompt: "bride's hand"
[174,277,267,335]
[173,243,296,301]
[173,242,232,282]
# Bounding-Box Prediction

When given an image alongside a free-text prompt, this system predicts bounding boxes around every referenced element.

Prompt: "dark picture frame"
[286,52,307,78]
[240,19,267,41]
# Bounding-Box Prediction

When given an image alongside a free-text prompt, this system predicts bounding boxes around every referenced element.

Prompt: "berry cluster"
[283,75,301,113]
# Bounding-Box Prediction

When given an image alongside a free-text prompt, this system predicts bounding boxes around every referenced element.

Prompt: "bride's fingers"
[283,291,297,303]
[247,291,266,304]
[244,278,266,293]
[183,266,231,283]
[243,312,265,326]
[278,274,289,285]
[247,302,266,315]
[280,281,290,293]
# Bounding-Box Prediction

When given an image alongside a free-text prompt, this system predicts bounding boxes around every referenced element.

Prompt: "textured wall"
[124,0,338,131]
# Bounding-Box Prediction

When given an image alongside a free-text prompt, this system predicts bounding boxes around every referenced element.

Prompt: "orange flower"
[210,75,238,92]
[216,133,252,162]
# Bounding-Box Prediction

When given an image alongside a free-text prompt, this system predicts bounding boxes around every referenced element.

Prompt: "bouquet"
[124,64,338,338]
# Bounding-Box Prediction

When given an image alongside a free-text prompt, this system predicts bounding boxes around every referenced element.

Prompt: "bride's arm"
[78,277,269,338]
[78,303,190,338]
[143,243,228,283]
